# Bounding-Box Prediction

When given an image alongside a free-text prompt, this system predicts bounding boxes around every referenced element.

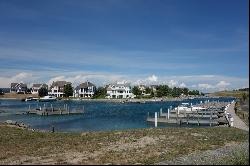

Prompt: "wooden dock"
[24,104,84,116]
[147,101,231,127]
[146,117,219,126]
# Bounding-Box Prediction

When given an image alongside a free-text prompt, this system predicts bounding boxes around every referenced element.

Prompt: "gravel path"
[227,102,249,131]
[156,141,249,165]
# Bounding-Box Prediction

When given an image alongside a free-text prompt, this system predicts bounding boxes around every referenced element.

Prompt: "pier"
[22,104,84,116]
[147,101,232,127]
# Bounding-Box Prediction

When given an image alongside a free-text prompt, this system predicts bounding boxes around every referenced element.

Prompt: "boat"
[24,96,38,102]
[25,96,37,102]
[39,96,57,102]
[174,103,206,112]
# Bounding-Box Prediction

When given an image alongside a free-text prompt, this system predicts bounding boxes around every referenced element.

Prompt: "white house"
[48,81,71,97]
[31,83,48,94]
[138,85,147,95]
[74,81,96,98]
[106,82,134,99]
[10,83,27,93]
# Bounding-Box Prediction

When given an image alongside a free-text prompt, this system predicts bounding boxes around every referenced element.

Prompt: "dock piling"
[167,108,170,120]
[197,110,200,126]
[155,112,157,127]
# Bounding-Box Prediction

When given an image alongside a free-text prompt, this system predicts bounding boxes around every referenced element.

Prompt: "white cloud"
[0,70,248,93]
[147,75,158,82]
[168,80,178,87]
[216,81,231,89]
[198,83,214,89]
[179,82,186,88]
[0,72,34,88]
[47,76,66,86]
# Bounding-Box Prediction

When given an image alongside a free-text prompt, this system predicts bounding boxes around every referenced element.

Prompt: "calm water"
[0,97,234,132]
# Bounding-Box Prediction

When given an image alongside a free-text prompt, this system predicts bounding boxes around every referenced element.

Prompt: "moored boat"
[39,96,57,102]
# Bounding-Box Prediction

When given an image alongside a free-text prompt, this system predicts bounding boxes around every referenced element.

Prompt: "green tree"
[132,86,142,97]
[183,88,189,95]
[93,87,107,99]
[145,87,151,94]
[26,88,32,94]
[64,84,73,97]
[150,90,155,97]
[156,85,171,97]
[0,88,4,95]
[242,93,247,101]
[38,87,48,97]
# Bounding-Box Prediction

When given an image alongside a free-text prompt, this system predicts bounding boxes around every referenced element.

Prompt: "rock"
[5,120,17,125]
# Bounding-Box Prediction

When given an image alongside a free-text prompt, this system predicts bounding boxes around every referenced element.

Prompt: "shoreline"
[0,96,227,102]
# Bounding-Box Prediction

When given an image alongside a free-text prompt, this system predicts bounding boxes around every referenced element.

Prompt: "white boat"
[174,103,206,112]
[25,97,33,101]
[25,96,38,101]
[39,96,57,102]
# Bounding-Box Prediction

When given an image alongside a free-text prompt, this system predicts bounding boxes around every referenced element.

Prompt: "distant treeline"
[132,85,203,98]
[233,88,249,91]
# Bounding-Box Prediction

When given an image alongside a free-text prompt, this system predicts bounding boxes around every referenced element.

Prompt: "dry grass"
[0,125,248,165]
[0,93,38,99]
[209,90,249,98]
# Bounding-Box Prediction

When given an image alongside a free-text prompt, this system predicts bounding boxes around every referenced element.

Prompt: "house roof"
[20,83,27,88]
[51,81,71,88]
[32,83,48,88]
[11,83,18,87]
[75,82,96,90]
[11,83,27,88]
[109,82,131,87]
[33,84,42,88]
[106,87,112,91]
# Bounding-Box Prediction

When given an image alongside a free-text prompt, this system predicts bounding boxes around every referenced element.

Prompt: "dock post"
[29,105,30,111]
[160,108,162,116]
[167,108,170,120]
[177,106,179,115]
[68,106,70,115]
[148,112,149,118]
[197,110,200,126]
[176,110,179,124]
[187,114,189,124]
[155,112,157,127]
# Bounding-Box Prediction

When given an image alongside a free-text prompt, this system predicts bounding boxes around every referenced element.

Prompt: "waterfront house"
[150,85,158,92]
[74,81,96,98]
[48,81,71,97]
[10,83,27,93]
[31,83,48,94]
[106,82,134,99]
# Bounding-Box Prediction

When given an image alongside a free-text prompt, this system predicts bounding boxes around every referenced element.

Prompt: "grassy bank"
[0,93,38,99]
[209,90,249,98]
[0,125,248,165]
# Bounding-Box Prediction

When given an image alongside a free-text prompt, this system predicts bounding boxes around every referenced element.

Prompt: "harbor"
[0,97,235,132]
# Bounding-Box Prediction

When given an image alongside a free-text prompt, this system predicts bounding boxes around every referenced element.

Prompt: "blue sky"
[0,0,249,92]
